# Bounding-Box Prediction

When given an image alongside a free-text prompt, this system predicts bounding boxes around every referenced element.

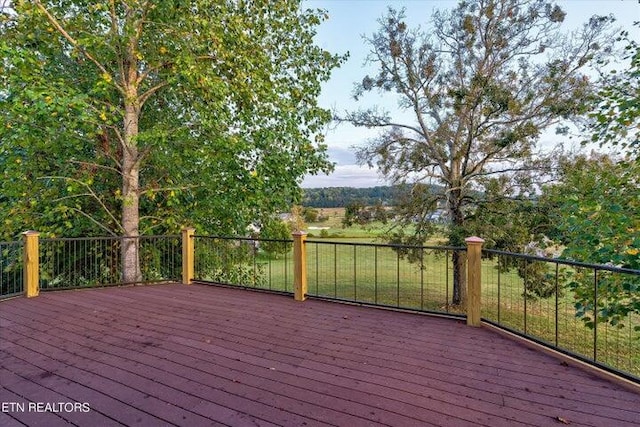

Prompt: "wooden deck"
[1,283,639,427]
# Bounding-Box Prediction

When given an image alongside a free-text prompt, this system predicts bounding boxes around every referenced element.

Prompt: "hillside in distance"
[302,185,442,208]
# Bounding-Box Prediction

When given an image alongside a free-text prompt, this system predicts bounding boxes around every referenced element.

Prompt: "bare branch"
[138,81,169,107]
[67,207,120,236]
[68,160,122,176]
[39,175,122,230]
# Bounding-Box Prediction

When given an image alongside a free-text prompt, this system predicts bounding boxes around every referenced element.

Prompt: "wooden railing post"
[465,236,484,327]
[182,227,195,285]
[23,231,40,298]
[292,231,307,301]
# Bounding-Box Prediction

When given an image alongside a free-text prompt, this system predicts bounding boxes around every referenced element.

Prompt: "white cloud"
[302,164,386,188]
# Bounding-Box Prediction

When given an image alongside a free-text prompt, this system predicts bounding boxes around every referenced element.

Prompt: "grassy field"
[194,211,640,378]
[306,207,447,244]
[306,207,388,240]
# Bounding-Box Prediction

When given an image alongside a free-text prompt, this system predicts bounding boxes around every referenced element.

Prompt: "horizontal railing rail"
[305,239,466,317]
[484,248,640,274]
[193,235,294,294]
[481,248,640,382]
[0,240,23,299]
[39,235,181,290]
[305,239,463,251]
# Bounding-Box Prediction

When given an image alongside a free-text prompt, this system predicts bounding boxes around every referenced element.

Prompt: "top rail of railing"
[194,235,292,243]
[39,234,180,242]
[194,234,466,251]
[483,248,640,275]
[306,239,465,251]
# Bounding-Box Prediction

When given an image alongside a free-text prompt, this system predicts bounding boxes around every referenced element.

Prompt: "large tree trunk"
[121,89,141,284]
[451,242,467,306]
[448,176,466,306]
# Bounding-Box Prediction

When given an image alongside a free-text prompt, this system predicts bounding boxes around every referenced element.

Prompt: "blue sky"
[301,0,640,188]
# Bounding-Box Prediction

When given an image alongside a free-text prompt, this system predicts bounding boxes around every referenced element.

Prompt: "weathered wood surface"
[1,283,639,426]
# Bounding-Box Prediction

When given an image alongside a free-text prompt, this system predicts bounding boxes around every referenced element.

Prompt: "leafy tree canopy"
[545,26,640,330]
[345,0,615,304]
[589,24,639,154]
[541,153,639,329]
[0,0,343,244]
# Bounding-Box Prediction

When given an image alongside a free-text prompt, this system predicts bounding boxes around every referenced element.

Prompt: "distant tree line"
[302,184,442,208]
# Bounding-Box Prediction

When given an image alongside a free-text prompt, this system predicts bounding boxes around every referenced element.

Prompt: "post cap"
[22,230,40,237]
[465,236,485,244]
[291,230,307,237]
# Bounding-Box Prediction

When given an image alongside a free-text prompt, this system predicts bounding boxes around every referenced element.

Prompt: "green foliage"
[491,253,567,301]
[546,155,639,270]
[518,260,560,300]
[342,201,365,227]
[466,176,552,252]
[543,154,640,330]
[589,24,639,154]
[0,242,23,296]
[561,25,640,331]
[371,200,389,224]
[195,239,266,287]
[567,269,640,332]
[342,199,389,228]
[0,1,343,240]
[260,219,291,257]
[301,207,320,223]
[210,262,267,289]
[302,185,416,208]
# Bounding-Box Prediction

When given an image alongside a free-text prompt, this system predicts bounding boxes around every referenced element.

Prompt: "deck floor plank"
[1,283,639,427]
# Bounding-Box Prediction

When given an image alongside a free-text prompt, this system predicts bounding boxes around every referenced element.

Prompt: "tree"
[346,1,613,305]
[371,200,388,224]
[260,218,291,258]
[589,24,639,153]
[542,154,639,330]
[342,200,365,227]
[0,1,342,282]
[302,206,319,223]
[288,205,307,232]
[545,29,640,330]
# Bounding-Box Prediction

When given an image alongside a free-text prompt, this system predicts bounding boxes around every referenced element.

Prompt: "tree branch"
[138,81,169,107]
[39,175,122,231]
[67,207,119,236]
[138,185,200,197]
[469,165,552,179]
[345,112,423,135]
[68,160,122,176]
[34,0,124,96]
